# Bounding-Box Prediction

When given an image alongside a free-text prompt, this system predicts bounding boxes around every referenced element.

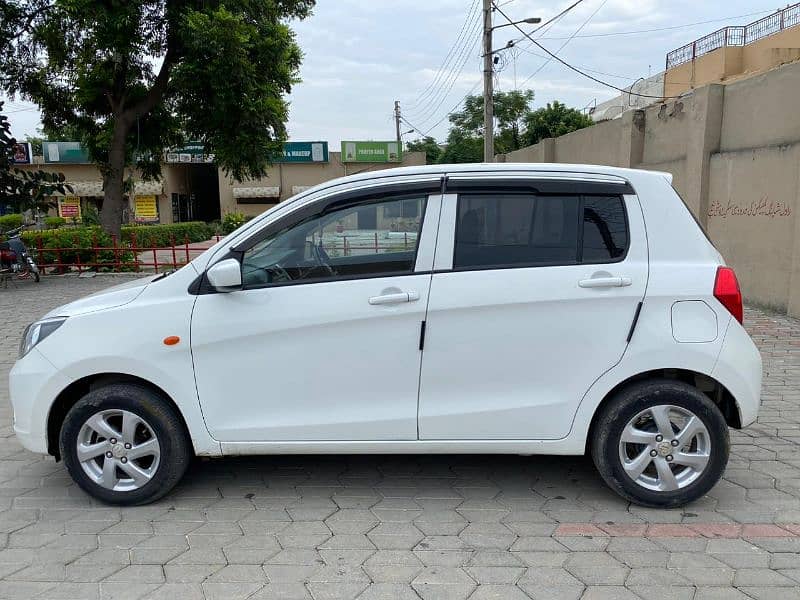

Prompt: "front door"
[191,189,440,442]
[418,183,648,440]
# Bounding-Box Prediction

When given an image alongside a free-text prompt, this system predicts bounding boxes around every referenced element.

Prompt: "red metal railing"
[31,234,223,275]
[667,3,800,69]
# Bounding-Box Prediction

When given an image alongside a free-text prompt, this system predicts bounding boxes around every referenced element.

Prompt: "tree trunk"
[100,118,130,239]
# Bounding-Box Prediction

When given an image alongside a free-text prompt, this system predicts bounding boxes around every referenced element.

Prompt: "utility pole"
[482,0,493,162]
[394,100,402,144]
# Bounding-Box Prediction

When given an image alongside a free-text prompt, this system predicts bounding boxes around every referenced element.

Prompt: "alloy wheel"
[76,409,161,492]
[618,404,711,492]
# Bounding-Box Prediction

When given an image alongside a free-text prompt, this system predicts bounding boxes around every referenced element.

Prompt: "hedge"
[20,222,214,270]
[0,213,24,234]
[122,222,214,248]
[21,227,134,269]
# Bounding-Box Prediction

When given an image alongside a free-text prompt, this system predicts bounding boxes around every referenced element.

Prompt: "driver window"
[242,195,426,287]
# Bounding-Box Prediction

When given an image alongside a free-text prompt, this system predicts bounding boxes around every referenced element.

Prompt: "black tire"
[60,384,191,505]
[591,379,729,508]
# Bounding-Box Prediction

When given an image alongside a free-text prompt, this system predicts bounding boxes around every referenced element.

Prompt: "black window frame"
[237,190,433,291]
[451,191,630,272]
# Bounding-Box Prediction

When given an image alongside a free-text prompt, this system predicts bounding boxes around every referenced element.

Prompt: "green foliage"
[222,212,248,234]
[81,205,101,226]
[44,216,66,229]
[523,101,594,147]
[1,101,68,212]
[21,227,134,270]
[406,137,442,165]
[2,0,315,233]
[122,222,214,248]
[0,212,24,233]
[437,91,593,163]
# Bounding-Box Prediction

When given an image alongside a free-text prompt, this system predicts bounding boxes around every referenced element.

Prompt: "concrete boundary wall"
[498,60,800,316]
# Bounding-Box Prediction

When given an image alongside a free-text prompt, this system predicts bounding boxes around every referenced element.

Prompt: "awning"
[134,181,164,196]
[53,181,103,197]
[51,180,164,196]
[292,185,312,195]
[233,186,280,199]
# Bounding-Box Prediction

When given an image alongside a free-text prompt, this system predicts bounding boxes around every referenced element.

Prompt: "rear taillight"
[714,266,743,324]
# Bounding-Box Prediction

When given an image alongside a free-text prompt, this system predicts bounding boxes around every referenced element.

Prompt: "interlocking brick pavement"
[1,275,800,599]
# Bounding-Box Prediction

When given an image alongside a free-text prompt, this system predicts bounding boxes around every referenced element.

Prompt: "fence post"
[113,235,120,271]
[170,235,177,269]
[36,236,43,272]
[92,232,99,271]
[404,232,408,250]
[184,235,190,264]
[374,231,378,254]
[131,231,139,273]
[74,233,82,274]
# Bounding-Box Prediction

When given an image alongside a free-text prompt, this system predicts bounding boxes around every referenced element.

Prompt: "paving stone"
[4,265,800,600]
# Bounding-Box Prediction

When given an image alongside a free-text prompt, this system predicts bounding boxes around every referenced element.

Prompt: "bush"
[82,205,101,226]
[222,212,247,234]
[0,213,24,234]
[44,216,66,229]
[21,227,134,270]
[122,222,214,248]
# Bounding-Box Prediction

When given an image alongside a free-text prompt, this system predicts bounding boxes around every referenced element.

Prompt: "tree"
[406,136,442,165]
[1,101,67,214]
[1,0,314,236]
[523,101,594,147]
[440,90,535,163]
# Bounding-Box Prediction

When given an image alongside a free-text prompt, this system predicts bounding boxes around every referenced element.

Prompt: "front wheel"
[60,384,191,505]
[591,379,729,508]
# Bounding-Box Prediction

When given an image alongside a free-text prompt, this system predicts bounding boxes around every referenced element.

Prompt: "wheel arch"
[585,368,741,455]
[47,373,193,460]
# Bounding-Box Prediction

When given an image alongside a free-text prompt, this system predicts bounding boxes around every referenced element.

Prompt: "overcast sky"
[3,0,786,146]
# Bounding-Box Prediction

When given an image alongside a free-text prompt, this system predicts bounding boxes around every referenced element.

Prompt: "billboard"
[12,142,32,164]
[134,195,160,223]
[43,142,91,164]
[341,141,402,163]
[278,141,328,163]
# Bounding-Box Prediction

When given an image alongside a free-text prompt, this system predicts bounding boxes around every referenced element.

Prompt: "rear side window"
[582,196,628,262]
[454,193,628,269]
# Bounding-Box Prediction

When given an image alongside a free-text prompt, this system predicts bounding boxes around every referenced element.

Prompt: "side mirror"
[206,258,242,292]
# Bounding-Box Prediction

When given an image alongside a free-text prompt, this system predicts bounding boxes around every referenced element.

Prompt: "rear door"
[418,176,648,440]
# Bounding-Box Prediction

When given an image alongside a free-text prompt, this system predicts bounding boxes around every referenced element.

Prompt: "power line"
[405,0,480,110]
[408,19,483,126]
[493,3,678,99]
[518,0,608,89]
[423,80,481,136]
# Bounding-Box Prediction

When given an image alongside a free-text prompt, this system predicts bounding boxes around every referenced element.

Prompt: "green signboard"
[341,141,402,163]
[42,141,91,164]
[279,141,328,163]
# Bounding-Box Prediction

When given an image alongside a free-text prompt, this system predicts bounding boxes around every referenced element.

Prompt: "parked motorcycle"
[0,224,40,283]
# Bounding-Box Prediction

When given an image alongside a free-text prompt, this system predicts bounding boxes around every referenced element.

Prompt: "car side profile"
[10,164,762,507]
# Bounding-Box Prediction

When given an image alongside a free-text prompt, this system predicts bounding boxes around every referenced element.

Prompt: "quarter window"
[242,195,426,287]
[582,196,628,262]
[454,193,629,269]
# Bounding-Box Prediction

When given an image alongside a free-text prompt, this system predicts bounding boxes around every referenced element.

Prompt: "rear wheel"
[591,379,729,508]
[60,384,191,505]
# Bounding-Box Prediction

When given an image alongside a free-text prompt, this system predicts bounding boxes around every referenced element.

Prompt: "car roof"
[307,162,671,196]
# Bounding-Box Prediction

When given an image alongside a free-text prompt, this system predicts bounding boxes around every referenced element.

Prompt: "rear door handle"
[369,291,419,305]
[579,277,632,289]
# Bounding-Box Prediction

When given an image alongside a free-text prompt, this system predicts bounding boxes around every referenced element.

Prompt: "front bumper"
[9,348,73,455]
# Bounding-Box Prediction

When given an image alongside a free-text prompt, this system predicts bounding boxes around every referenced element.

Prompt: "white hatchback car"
[11,164,762,507]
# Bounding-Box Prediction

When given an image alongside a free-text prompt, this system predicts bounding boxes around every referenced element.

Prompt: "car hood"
[44,274,159,318]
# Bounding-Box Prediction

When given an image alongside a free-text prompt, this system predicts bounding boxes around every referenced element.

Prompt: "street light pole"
[482,0,494,163]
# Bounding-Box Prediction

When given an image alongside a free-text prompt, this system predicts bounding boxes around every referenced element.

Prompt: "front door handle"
[579,276,632,289]
[368,291,419,305]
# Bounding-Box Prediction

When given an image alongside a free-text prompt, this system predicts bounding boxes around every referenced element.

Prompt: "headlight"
[19,317,68,359]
